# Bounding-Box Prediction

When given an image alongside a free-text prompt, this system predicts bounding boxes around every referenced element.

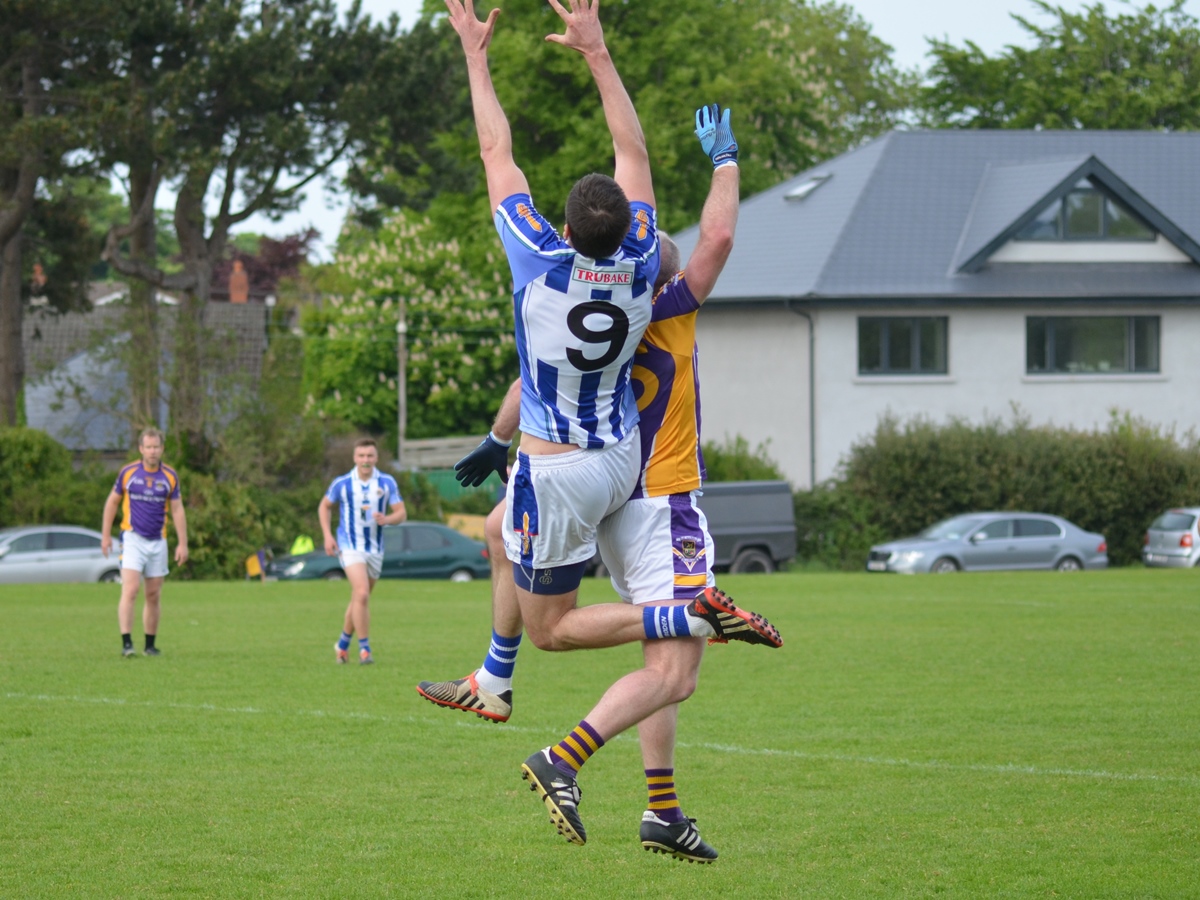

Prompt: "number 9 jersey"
[495,193,660,450]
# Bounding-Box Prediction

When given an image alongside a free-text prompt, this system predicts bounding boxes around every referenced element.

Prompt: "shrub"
[794,412,1200,569]
[702,435,787,482]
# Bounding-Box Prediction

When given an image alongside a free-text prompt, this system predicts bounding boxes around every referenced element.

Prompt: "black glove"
[453,433,511,487]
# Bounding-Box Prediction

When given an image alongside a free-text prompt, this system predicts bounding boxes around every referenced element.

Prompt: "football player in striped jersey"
[319,438,406,664]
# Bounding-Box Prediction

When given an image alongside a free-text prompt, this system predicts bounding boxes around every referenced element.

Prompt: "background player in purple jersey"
[101,427,188,658]
[419,106,750,860]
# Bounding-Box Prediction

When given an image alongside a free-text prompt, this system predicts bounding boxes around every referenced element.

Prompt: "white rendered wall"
[694,307,812,487]
[813,304,1200,483]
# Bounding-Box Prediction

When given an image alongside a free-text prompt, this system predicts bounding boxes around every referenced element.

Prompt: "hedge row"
[794,414,1200,569]
[0,428,464,580]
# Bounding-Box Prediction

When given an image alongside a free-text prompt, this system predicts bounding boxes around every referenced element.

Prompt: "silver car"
[1142,508,1200,568]
[0,525,123,584]
[866,512,1108,574]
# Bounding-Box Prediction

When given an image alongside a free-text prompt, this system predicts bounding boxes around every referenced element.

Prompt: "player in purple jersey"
[419,106,756,860]
[101,427,189,658]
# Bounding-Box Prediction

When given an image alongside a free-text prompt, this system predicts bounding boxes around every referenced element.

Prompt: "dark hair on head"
[564,173,632,260]
[654,233,680,293]
[354,437,378,450]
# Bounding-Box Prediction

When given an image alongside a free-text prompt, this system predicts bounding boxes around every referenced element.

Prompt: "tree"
[364,0,911,248]
[0,1,112,425]
[921,1,1200,130]
[100,0,398,468]
[302,209,514,444]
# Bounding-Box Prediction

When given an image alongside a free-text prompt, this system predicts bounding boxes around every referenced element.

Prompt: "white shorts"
[339,549,384,581]
[503,427,641,570]
[597,490,716,604]
[120,531,169,579]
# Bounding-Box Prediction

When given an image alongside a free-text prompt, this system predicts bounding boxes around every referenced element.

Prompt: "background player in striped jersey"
[319,438,406,665]
[420,104,748,860]
[101,427,188,658]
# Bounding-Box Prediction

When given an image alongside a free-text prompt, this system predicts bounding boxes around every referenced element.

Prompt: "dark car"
[866,512,1108,574]
[269,521,490,582]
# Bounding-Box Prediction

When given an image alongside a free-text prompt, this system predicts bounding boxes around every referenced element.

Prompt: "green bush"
[0,428,75,525]
[702,435,787,482]
[794,413,1200,570]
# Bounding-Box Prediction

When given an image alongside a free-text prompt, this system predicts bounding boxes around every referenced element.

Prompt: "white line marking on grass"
[8,692,1197,786]
[678,741,1200,785]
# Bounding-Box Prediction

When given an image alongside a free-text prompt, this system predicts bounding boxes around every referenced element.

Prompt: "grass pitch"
[2,569,1198,898]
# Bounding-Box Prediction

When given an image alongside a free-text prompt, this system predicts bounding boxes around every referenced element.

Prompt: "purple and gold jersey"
[495,193,660,449]
[629,273,705,499]
[113,462,181,540]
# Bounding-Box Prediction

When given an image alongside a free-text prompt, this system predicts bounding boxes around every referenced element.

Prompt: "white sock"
[474,667,511,695]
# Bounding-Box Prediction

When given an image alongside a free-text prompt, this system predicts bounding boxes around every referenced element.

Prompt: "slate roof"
[673,130,1200,302]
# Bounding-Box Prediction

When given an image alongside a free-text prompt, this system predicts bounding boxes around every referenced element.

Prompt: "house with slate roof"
[673,130,1200,489]
[22,287,269,454]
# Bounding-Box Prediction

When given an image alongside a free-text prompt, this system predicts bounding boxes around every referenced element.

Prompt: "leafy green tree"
[366,0,911,245]
[921,0,1200,129]
[0,1,115,425]
[97,1,399,469]
[302,209,514,443]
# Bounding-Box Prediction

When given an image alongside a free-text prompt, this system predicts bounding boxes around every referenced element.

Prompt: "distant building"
[22,284,268,454]
[673,130,1200,488]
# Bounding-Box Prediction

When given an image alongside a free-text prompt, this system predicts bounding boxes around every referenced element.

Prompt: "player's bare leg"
[418,501,522,721]
[343,563,374,663]
[141,576,164,656]
[636,634,718,862]
[118,570,142,657]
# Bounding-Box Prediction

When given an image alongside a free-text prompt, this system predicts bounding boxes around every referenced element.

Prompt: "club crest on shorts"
[672,537,707,572]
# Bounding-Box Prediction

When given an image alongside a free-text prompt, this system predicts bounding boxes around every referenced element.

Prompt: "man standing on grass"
[101,427,188,658]
[319,438,406,665]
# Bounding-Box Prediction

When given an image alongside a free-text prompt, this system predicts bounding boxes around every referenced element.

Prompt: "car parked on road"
[866,512,1108,574]
[0,525,122,584]
[268,521,490,582]
[1142,508,1200,568]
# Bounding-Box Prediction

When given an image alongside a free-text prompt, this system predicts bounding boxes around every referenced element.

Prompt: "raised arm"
[546,0,653,207]
[445,0,530,210]
[685,104,740,303]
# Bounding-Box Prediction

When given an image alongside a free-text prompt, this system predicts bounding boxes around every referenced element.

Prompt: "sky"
[224,0,1199,257]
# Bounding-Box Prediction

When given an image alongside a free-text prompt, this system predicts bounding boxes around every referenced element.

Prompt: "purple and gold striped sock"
[549,720,605,777]
[646,768,686,823]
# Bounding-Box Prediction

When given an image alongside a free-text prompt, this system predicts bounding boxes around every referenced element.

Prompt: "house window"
[858,317,948,375]
[1016,179,1154,242]
[1026,316,1160,374]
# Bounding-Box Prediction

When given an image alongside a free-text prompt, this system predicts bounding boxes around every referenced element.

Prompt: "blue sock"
[475,631,521,694]
[643,605,694,640]
[482,631,521,679]
[358,637,371,654]
[337,632,352,651]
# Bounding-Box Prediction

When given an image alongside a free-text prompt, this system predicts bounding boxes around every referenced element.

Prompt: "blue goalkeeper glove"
[695,104,738,169]
[453,432,511,487]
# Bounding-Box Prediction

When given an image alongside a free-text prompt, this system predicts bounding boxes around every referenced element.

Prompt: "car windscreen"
[1150,511,1197,531]
[919,516,984,541]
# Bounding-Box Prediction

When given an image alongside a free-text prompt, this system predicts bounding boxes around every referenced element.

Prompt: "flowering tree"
[302,210,515,441]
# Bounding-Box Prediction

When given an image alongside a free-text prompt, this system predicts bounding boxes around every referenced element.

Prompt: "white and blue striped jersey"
[325,467,402,553]
[495,193,660,449]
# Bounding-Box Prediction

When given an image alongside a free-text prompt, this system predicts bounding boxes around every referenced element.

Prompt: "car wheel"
[593,561,609,579]
[322,569,346,581]
[930,557,959,574]
[99,570,122,584]
[449,568,474,582]
[1055,556,1083,572]
[729,548,775,574]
